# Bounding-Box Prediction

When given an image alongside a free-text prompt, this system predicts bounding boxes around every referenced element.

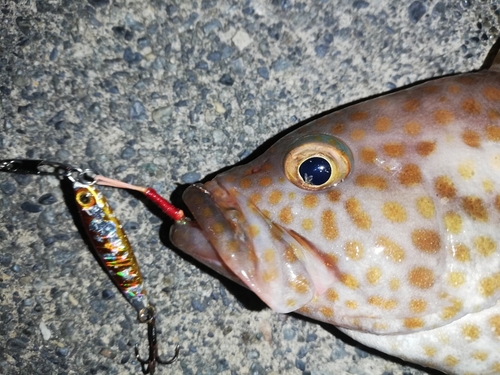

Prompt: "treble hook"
[134,306,180,374]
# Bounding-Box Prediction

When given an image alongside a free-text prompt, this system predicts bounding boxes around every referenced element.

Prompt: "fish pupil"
[298,157,331,185]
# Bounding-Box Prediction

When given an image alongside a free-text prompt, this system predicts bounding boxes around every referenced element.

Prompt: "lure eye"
[76,188,96,207]
[284,135,353,191]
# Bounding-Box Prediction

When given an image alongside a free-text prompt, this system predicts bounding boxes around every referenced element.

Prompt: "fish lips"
[170,181,316,313]
[169,182,247,285]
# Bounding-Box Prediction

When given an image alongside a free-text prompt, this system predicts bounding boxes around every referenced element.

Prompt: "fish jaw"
[170,181,340,313]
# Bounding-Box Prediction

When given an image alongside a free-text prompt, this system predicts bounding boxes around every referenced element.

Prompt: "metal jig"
[0,158,182,373]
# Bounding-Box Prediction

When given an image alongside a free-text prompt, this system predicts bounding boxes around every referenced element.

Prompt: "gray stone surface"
[1,1,499,374]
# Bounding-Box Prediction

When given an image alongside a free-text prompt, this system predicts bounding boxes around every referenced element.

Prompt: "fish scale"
[171,57,500,373]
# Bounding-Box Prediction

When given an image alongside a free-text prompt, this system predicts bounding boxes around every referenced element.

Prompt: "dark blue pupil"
[298,157,331,185]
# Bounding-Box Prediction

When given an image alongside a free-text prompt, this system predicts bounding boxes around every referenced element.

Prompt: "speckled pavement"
[1,1,499,375]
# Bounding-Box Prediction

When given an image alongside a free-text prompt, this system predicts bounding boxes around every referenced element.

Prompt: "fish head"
[170,72,500,336]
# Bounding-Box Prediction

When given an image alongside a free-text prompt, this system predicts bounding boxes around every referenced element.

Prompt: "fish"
[170,46,500,375]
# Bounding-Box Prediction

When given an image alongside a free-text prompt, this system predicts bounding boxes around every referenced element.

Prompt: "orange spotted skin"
[171,69,500,374]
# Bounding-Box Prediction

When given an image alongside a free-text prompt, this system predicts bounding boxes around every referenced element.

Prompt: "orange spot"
[332,123,345,134]
[408,267,435,289]
[434,176,456,198]
[289,275,309,294]
[448,85,461,94]
[404,121,421,136]
[404,317,425,330]
[462,129,481,147]
[441,298,463,320]
[462,196,488,221]
[302,194,318,209]
[434,109,454,125]
[444,355,459,367]
[382,201,407,223]
[367,296,397,310]
[249,193,262,204]
[263,249,276,263]
[399,164,422,186]
[443,211,462,234]
[453,244,471,262]
[268,190,282,205]
[261,163,273,172]
[403,98,419,112]
[350,129,366,141]
[474,236,496,257]
[345,300,358,310]
[461,98,481,115]
[345,241,364,260]
[377,236,405,262]
[462,324,481,341]
[389,278,400,291]
[284,245,298,263]
[480,273,500,297]
[484,86,500,101]
[360,147,377,163]
[326,190,341,202]
[366,267,382,284]
[472,351,488,361]
[375,117,391,132]
[383,143,405,158]
[321,210,338,240]
[486,126,500,142]
[259,176,273,187]
[489,110,500,120]
[262,269,278,283]
[340,273,359,289]
[416,141,436,156]
[349,111,369,121]
[345,198,371,230]
[325,288,338,302]
[248,225,260,238]
[412,229,441,253]
[409,299,427,314]
[212,222,225,234]
[416,196,435,219]
[278,206,293,224]
[201,206,213,218]
[301,218,314,231]
[240,178,252,189]
[319,306,334,318]
[447,271,466,287]
[423,85,440,94]
[423,346,437,357]
[355,174,387,190]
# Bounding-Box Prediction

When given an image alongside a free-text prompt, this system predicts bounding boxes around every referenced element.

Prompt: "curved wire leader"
[135,306,180,374]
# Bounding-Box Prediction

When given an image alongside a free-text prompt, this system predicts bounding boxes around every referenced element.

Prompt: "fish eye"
[284,135,353,190]
[298,157,332,186]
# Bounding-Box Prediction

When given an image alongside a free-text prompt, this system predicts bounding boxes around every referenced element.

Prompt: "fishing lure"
[0,159,180,374]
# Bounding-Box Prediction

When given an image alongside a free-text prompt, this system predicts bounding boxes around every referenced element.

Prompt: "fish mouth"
[170,181,322,313]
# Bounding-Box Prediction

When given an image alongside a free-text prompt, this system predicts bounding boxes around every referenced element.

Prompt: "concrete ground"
[1,1,499,374]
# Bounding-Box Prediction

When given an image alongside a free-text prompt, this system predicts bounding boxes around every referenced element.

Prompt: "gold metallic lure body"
[171,61,500,373]
[74,182,149,313]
